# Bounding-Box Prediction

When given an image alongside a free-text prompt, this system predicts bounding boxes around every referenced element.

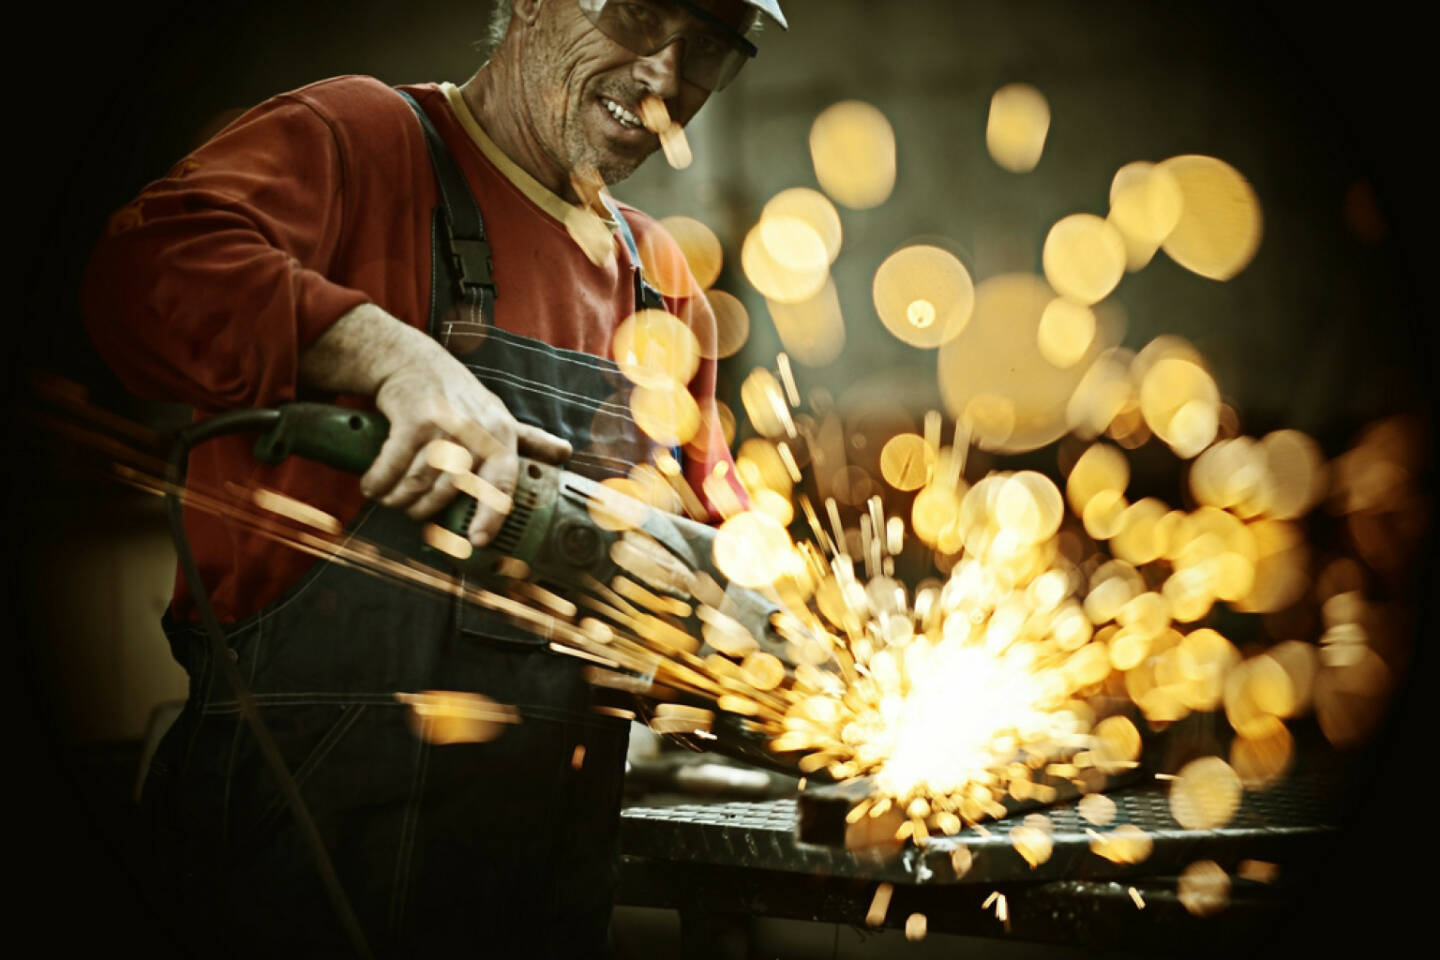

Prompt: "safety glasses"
[577,0,757,91]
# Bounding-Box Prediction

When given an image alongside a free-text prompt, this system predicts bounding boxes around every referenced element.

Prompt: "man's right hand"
[299,303,571,546]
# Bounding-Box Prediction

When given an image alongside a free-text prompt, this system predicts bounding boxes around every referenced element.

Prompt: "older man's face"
[521,0,751,185]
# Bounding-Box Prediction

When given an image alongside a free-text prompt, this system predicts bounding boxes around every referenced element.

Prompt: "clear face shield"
[576,0,758,91]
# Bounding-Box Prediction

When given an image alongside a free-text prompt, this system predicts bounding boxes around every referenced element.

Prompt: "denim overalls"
[143,89,667,958]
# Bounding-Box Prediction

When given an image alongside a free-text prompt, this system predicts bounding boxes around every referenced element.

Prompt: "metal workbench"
[616,765,1346,955]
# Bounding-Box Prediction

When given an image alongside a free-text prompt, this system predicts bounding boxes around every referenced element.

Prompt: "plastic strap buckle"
[451,236,495,291]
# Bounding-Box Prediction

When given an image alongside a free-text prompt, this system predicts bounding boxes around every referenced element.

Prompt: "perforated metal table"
[621,769,1340,885]
[615,766,1346,954]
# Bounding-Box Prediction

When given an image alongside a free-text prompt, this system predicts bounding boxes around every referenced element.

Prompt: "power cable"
[165,410,374,960]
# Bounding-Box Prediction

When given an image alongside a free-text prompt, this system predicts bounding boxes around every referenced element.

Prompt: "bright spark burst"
[684,339,1420,856]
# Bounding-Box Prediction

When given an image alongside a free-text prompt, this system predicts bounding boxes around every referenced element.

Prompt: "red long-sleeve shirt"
[83,76,742,622]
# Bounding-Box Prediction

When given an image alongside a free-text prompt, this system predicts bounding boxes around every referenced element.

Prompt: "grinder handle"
[250,403,516,551]
[252,403,390,475]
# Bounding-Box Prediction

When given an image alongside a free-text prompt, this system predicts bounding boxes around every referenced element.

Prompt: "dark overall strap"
[397,89,496,328]
[397,88,670,478]
[600,193,681,464]
[600,192,668,312]
[399,89,662,325]
[395,87,671,649]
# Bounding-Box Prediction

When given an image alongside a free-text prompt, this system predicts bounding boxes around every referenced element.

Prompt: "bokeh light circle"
[704,289,751,359]
[879,433,935,492]
[986,83,1050,173]
[768,276,846,367]
[873,245,976,348]
[1158,154,1263,281]
[656,215,723,290]
[1042,214,1127,305]
[741,217,828,304]
[1107,161,1183,271]
[1037,298,1097,369]
[713,510,796,588]
[630,382,700,446]
[763,187,843,264]
[810,100,897,209]
[940,273,1113,452]
[611,309,700,390]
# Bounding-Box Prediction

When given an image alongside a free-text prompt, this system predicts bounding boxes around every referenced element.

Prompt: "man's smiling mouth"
[600,96,644,130]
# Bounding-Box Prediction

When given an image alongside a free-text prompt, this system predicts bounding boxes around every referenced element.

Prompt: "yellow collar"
[439,81,618,231]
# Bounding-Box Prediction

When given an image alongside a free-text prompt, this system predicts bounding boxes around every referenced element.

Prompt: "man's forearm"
[298,303,446,396]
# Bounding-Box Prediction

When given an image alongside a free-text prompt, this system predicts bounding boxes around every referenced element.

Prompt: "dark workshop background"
[7,1,1435,955]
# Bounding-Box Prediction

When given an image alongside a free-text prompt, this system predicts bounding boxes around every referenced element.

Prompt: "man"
[81,0,786,955]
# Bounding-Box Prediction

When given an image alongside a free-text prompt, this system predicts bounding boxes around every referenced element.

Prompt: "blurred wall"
[638,1,1426,444]
[24,1,1430,426]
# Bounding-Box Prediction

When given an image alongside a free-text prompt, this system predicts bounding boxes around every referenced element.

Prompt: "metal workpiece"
[620,769,1341,888]
[794,765,1113,847]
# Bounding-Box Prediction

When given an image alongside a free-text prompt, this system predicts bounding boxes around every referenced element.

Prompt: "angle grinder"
[249,402,802,774]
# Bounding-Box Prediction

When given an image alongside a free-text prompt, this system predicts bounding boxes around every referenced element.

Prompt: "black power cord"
[165,410,374,960]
